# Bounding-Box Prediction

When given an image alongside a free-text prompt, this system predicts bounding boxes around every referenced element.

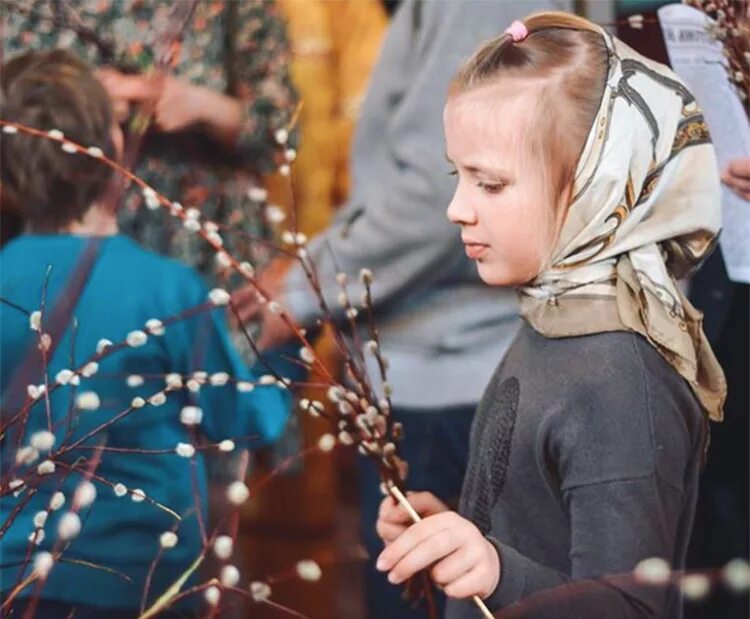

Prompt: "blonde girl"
[376,12,724,619]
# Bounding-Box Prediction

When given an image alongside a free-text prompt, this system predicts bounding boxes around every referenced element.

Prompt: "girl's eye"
[477,181,505,194]
[448,169,458,177]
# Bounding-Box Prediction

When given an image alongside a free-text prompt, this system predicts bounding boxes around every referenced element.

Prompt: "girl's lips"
[464,243,489,260]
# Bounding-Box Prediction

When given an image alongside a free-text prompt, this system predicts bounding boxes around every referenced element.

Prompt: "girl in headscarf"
[375,11,725,618]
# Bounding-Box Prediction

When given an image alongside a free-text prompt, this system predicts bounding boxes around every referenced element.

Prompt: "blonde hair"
[449,12,609,202]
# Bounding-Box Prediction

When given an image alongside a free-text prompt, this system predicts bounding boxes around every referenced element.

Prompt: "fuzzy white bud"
[274,128,289,144]
[96,338,113,354]
[39,333,52,352]
[131,488,146,503]
[160,531,178,549]
[81,361,99,377]
[258,375,275,386]
[216,251,232,268]
[186,379,201,393]
[76,391,100,411]
[86,146,104,158]
[218,439,235,452]
[278,163,290,176]
[145,318,165,336]
[58,512,81,540]
[29,529,45,545]
[34,552,54,579]
[180,405,203,426]
[126,330,148,348]
[30,430,55,452]
[131,396,146,409]
[208,288,231,306]
[149,392,167,407]
[213,535,234,560]
[226,481,250,505]
[680,574,710,600]
[33,510,48,529]
[73,481,96,508]
[248,186,268,202]
[210,372,229,386]
[236,381,254,392]
[16,446,39,466]
[49,492,65,511]
[9,479,24,496]
[142,187,160,210]
[723,559,750,592]
[359,268,373,284]
[250,581,271,602]
[296,559,322,582]
[204,586,221,606]
[47,129,64,140]
[628,14,644,29]
[184,218,201,232]
[165,373,183,389]
[55,369,75,385]
[37,460,56,475]
[2,124,19,134]
[27,384,41,399]
[113,483,128,497]
[175,442,195,458]
[265,205,286,224]
[299,347,315,364]
[221,564,240,587]
[318,434,336,452]
[634,557,672,585]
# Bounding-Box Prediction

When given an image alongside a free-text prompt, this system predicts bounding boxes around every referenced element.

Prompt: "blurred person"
[2,0,296,295]
[235,2,571,617]
[0,49,289,617]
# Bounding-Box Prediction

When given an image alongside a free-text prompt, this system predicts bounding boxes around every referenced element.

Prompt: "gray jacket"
[285,0,570,407]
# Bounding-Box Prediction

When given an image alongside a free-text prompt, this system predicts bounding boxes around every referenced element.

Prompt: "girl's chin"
[476,262,539,288]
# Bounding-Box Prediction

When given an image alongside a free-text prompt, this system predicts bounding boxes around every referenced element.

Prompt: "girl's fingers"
[431,544,477,587]
[385,527,461,584]
[443,564,488,599]
[375,520,407,543]
[377,512,467,577]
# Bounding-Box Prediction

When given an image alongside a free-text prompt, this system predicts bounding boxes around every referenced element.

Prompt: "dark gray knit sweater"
[445,322,705,619]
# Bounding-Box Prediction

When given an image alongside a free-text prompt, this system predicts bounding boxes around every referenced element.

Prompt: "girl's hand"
[376,509,501,600]
[722,158,750,201]
[376,491,449,544]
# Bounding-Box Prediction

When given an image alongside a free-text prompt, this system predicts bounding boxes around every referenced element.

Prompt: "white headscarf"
[519,29,725,420]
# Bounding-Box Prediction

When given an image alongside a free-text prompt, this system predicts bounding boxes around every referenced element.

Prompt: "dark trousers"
[359,404,476,619]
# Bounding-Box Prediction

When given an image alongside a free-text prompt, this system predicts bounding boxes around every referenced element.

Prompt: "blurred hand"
[376,502,501,601]
[96,69,205,132]
[231,258,296,350]
[722,158,750,201]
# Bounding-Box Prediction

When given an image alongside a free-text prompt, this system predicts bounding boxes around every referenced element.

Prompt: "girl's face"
[444,86,569,286]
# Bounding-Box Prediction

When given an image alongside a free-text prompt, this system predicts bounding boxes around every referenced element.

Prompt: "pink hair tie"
[505,20,528,42]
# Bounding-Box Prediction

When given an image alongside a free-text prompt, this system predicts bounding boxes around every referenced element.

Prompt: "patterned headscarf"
[519,29,726,421]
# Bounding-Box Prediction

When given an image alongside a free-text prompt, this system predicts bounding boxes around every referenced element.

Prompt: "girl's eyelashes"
[448,169,458,177]
[477,181,505,194]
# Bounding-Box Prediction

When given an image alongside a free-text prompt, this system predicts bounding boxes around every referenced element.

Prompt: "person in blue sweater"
[0,50,289,617]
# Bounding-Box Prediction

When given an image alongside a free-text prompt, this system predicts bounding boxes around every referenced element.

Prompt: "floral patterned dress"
[2,0,297,283]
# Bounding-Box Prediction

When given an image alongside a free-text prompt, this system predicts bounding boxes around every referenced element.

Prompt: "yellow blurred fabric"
[275,0,388,236]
